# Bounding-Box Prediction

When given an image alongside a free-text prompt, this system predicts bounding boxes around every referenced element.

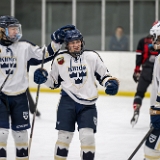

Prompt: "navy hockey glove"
[34,68,48,84]
[105,79,119,95]
[150,106,160,129]
[51,25,75,44]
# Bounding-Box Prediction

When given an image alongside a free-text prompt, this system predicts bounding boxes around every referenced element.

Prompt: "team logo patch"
[23,112,29,120]
[68,64,87,88]
[0,48,17,77]
[149,134,157,143]
[57,57,64,65]
[93,117,97,126]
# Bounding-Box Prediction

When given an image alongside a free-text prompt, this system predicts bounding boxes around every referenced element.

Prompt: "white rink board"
[29,51,151,93]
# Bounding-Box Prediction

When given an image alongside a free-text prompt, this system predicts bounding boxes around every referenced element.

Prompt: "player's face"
[68,40,81,53]
[8,26,19,39]
[156,36,160,45]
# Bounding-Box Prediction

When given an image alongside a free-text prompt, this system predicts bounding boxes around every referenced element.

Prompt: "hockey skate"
[130,104,141,127]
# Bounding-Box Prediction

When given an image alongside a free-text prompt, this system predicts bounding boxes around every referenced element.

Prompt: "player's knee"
[144,145,160,160]
[54,130,74,159]
[79,128,95,160]
[0,128,9,143]
[12,130,28,143]
[12,130,28,158]
[58,130,74,144]
[79,128,95,145]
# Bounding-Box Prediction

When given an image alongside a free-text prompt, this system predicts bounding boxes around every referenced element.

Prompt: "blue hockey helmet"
[0,15,22,43]
[64,28,85,57]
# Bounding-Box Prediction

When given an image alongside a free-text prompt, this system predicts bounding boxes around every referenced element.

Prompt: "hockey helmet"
[150,21,160,43]
[64,28,85,58]
[0,15,22,43]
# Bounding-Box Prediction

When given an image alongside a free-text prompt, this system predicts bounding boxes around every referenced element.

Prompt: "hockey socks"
[54,130,73,160]
[79,128,95,160]
[12,130,28,160]
[0,128,9,160]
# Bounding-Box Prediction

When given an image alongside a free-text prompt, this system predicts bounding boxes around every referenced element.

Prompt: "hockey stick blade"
[127,126,154,160]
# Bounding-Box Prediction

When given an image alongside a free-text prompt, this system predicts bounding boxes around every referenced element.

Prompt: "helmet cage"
[64,29,84,58]
[5,24,22,42]
[0,15,22,42]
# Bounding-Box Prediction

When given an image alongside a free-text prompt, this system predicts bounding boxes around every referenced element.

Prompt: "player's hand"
[133,69,141,83]
[34,68,48,84]
[105,78,119,95]
[51,25,75,44]
[150,106,160,129]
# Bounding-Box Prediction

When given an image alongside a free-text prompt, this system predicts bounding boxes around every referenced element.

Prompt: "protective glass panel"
[77,1,101,50]
[46,1,72,46]
[106,0,130,51]
[15,0,41,45]
[133,0,155,51]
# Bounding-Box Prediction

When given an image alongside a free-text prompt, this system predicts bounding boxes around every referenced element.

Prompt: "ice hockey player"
[34,25,119,160]
[131,31,158,127]
[144,21,160,160]
[0,15,62,160]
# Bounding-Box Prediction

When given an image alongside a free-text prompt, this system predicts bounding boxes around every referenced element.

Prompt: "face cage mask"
[67,40,84,58]
[5,24,22,42]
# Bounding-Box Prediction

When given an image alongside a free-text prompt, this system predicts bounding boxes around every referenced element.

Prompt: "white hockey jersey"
[150,53,160,107]
[0,40,59,95]
[45,49,112,105]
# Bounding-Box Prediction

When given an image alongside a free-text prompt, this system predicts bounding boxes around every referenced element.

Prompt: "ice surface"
[7,92,150,160]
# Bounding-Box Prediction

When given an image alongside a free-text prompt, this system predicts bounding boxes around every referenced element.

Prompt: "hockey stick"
[127,126,154,160]
[0,69,13,92]
[0,47,14,93]
[28,48,46,157]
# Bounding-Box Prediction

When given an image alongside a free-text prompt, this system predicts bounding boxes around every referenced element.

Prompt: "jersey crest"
[0,56,17,77]
[0,47,17,78]
[68,64,87,88]
[57,57,64,65]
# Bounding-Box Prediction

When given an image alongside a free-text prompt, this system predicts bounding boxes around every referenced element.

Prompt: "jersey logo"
[149,134,157,143]
[57,57,64,65]
[0,47,17,77]
[68,64,87,86]
[23,112,29,120]
[0,56,17,76]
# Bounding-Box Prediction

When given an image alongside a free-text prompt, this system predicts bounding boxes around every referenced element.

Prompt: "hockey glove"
[34,68,48,84]
[105,79,119,95]
[133,67,141,83]
[150,106,160,129]
[51,25,75,44]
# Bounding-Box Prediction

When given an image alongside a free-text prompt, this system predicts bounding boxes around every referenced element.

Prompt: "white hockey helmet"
[150,21,160,43]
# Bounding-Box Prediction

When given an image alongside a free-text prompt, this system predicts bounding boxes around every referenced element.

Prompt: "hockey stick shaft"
[0,47,14,93]
[127,126,154,160]
[28,49,46,157]
[0,69,12,92]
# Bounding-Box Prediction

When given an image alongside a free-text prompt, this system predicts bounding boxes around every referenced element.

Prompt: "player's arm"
[94,53,119,95]
[133,38,144,82]
[26,41,61,65]
[33,59,61,89]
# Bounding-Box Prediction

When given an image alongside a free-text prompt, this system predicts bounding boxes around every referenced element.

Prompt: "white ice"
[7,92,151,160]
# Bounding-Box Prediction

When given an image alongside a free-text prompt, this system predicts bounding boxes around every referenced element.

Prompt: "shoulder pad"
[19,39,36,46]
